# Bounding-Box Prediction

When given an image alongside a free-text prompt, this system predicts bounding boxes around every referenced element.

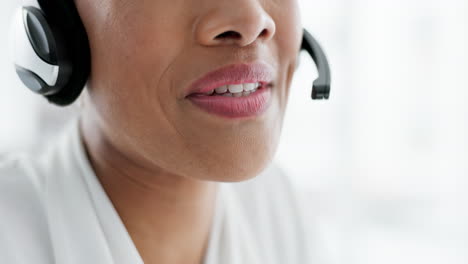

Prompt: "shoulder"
[0,149,53,208]
[0,152,54,264]
[227,162,310,263]
[0,152,45,209]
[0,150,45,186]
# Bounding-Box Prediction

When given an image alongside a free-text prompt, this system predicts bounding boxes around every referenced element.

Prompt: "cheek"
[84,22,178,155]
[86,7,184,120]
[272,2,302,107]
[276,1,301,58]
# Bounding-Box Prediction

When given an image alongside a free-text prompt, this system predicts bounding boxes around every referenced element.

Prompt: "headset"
[11,0,331,106]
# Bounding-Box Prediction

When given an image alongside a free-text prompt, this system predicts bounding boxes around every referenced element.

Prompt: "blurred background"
[1,0,467,263]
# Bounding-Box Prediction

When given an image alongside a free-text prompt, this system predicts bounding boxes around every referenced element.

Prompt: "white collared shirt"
[0,118,313,264]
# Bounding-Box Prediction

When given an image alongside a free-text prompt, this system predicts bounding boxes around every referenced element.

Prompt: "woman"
[1,0,317,263]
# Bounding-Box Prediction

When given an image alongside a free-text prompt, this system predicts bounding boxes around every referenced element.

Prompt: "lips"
[184,62,275,97]
[185,62,275,119]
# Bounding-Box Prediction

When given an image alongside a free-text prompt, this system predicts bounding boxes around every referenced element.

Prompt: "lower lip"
[186,87,272,119]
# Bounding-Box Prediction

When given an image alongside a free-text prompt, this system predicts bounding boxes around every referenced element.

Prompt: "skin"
[75,0,303,263]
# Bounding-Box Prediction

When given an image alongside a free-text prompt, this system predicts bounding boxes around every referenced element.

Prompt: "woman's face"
[76,0,303,182]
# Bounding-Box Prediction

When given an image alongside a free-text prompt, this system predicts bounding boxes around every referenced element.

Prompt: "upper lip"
[185,62,275,97]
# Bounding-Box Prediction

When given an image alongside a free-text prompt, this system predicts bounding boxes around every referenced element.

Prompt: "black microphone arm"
[301,29,331,100]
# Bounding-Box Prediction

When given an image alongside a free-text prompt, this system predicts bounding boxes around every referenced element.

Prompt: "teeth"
[244,83,256,91]
[228,84,244,93]
[213,82,262,94]
[207,83,262,96]
[215,85,228,94]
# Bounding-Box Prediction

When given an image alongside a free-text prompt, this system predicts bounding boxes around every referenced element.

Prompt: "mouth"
[187,84,272,119]
[185,63,275,119]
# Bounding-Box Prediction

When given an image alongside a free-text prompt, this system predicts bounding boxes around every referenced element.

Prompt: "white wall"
[1,1,468,263]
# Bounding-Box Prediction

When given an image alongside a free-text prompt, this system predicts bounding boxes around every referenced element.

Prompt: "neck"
[78,114,218,264]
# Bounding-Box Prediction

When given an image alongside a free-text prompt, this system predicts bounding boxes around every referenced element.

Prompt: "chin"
[192,154,274,183]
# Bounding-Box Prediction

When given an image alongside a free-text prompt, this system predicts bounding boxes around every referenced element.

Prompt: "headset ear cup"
[11,6,72,96]
[38,0,91,106]
[11,1,91,106]
[44,24,90,107]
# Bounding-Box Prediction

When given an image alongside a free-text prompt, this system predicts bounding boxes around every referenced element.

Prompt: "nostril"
[258,29,268,38]
[215,31,242,40]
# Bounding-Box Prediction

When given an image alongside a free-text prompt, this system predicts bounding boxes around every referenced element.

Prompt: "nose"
[193,0,276,47]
